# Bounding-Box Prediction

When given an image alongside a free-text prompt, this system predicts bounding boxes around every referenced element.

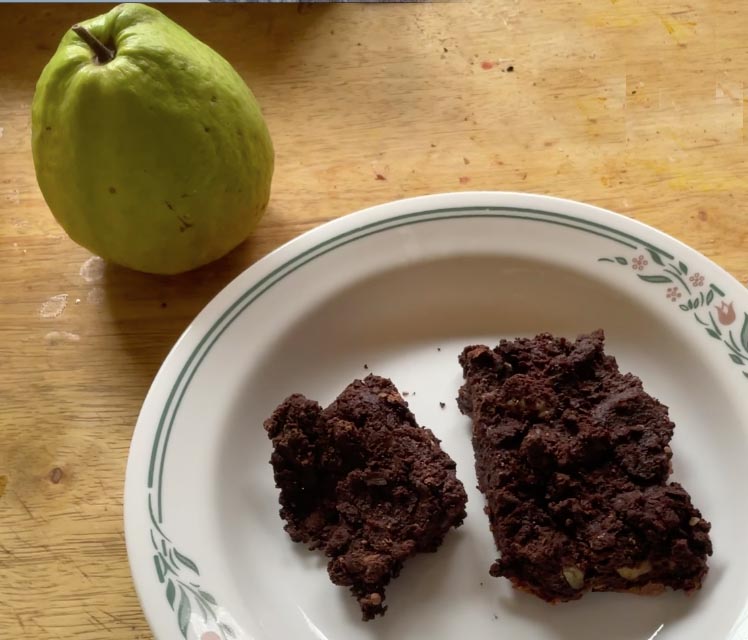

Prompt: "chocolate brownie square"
[265,374,468,619]
[458,330,712,602]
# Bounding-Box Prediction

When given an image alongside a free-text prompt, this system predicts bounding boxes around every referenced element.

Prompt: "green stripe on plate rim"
[146,204,748,521]
[142,204,748,640]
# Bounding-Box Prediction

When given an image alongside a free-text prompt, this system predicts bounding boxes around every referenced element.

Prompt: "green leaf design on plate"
[174,549,200,576]
[646,248,665,266]
[637,274,672,284]
[177,587,191,638]
[600,247,745,382]
[151,218,748,639]
[220,622,236,638]
[166,579,176,610]
[740,313,748,352]
[192,591,209,622]
[154,554,165,583]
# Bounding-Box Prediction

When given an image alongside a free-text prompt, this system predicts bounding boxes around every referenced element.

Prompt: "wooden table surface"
[1,1,746,637]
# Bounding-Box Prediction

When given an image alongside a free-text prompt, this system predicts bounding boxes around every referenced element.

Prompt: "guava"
[31,3,274,275]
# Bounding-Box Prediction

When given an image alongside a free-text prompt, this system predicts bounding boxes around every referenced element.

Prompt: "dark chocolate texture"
[265,374,468,619]
[458,330,712,602]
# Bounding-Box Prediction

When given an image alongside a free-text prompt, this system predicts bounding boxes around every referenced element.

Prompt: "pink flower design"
[716,301,736,325]
[689,272,705,287]
[631,255,648,271]
[666,287,682,301]
[202,633,221,640]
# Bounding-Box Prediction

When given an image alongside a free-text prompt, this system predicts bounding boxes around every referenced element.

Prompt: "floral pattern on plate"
[599,252,748,379]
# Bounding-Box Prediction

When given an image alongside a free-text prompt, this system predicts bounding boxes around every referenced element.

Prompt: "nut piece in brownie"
[458,329,712,602]
[265,374,468,619]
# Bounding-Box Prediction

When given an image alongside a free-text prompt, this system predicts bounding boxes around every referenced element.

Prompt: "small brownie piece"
[265,374,468,619]
[458,330,712,602]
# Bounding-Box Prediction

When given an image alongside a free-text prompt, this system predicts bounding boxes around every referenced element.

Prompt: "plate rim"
[124,191,748,640]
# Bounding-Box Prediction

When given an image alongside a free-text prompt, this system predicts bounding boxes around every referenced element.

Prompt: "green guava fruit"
[31,3,274,275]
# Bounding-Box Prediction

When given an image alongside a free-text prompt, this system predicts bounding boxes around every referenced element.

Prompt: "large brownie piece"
[458,330,712,602]
[265,374,468,619]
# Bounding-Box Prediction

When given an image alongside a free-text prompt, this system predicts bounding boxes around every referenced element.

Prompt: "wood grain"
[0,2,746,637]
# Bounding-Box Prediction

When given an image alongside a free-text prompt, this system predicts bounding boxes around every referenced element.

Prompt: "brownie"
[458,329,712,602]
[265,374,468,619]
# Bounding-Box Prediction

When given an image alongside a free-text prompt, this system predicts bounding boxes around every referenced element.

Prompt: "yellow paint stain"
[658,15,697,43]
[576,96,607,120]
[0,475,7,499]
[638,159,671,176]
[667,173,748,192]
[584,0,643,27]
[622,153,747,192]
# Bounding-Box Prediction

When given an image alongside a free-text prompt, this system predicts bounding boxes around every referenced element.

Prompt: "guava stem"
[71,24,115,64]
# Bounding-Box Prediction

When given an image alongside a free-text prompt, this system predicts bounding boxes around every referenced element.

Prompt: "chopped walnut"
[562,566,585,590]
[616,560,653,581]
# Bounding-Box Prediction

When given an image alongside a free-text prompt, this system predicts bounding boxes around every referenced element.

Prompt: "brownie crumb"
[458,330,712,602]
[439,402,446,409]
[363,364,368,369]
[265,375,468,619]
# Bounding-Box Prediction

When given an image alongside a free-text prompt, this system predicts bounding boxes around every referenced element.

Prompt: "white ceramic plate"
[125,192,748,640]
